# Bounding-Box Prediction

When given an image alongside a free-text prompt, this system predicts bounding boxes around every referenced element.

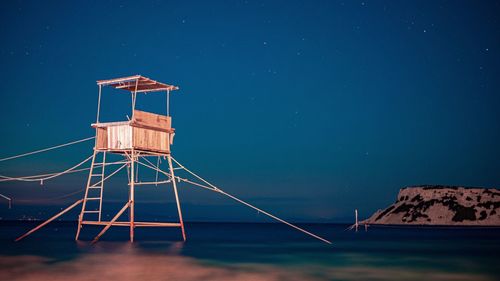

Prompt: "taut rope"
[0,136,95,162]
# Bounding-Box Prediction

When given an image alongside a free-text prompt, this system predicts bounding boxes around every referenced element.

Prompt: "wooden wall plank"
[108,125,132,150]
[96,128,108,149]
[132,127,170,153]
[132,110,171,131]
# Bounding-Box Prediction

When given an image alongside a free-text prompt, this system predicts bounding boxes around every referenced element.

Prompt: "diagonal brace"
[15,199,83,242]
[91,201,131,244]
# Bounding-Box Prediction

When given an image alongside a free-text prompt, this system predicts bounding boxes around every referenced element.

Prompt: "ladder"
[78,151,106,223]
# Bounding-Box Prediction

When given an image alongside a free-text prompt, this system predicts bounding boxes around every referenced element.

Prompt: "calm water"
[0,222,499,281]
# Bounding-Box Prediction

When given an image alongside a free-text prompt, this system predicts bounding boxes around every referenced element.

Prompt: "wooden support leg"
[92,201,131,244]
[168,155,186,241]
[16,199,83,242]
[98,152,106,222]
[75,213,83,241]
[129,151,135,242]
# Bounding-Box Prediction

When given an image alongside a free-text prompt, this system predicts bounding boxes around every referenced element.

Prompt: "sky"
[0,0,499,223]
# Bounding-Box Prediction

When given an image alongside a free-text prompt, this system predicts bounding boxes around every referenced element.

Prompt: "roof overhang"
[97,75,179,93]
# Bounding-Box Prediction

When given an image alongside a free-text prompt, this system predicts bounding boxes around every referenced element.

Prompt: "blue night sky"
[0,1,499,222]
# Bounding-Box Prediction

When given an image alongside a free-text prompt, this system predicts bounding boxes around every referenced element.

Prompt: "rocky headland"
[363,185,500,226]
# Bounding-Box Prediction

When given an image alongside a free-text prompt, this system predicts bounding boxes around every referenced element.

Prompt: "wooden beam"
[82,221,181,227]
[16,199,83,242]
[92,121,131,128]
[131,109,171,130]
[97,75,141,85]
[125,87,178,93]
[134,86,178,92]
[97,75,179,92]
[115,81,158,89]
[168,155,186,241]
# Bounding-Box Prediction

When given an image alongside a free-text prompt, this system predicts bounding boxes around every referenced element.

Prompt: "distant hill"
[362,185,500,226]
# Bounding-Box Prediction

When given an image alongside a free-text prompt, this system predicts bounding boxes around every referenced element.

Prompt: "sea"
[1,221,499,281]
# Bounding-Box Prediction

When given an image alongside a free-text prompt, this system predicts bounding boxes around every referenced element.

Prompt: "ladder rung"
[86,197,101,200]
[88,186,102,189]
[84,211,100,213]
[91,174,103,177]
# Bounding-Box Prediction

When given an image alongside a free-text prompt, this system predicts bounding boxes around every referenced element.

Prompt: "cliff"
[363,185,500,226]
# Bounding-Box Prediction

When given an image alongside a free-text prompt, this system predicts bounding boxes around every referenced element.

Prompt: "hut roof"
[97,75,179,93]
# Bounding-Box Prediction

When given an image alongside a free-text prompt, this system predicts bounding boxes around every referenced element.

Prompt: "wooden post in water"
[355,209,359,232]
[168,155,186,241]
[130,150,135,242]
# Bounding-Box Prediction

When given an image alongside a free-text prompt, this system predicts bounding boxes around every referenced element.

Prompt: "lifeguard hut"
[75,75,185,242]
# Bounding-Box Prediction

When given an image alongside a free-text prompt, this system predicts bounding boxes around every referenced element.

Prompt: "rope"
[142,156,168,179]
[0,161,128,183]
[14,189,85,203]
[155,156,161,185]
[89,163,128,188]
[0,155,93,182]
[170,157,221,191]
[4,163,128,205]
[0,167,91,182]
[0,136,95,162]
[137,157,332,245]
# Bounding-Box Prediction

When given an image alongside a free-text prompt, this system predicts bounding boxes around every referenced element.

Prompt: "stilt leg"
[168,155,186,241]
[98,152,106,222]
[130,150,135,242]
[75,213,83,240]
